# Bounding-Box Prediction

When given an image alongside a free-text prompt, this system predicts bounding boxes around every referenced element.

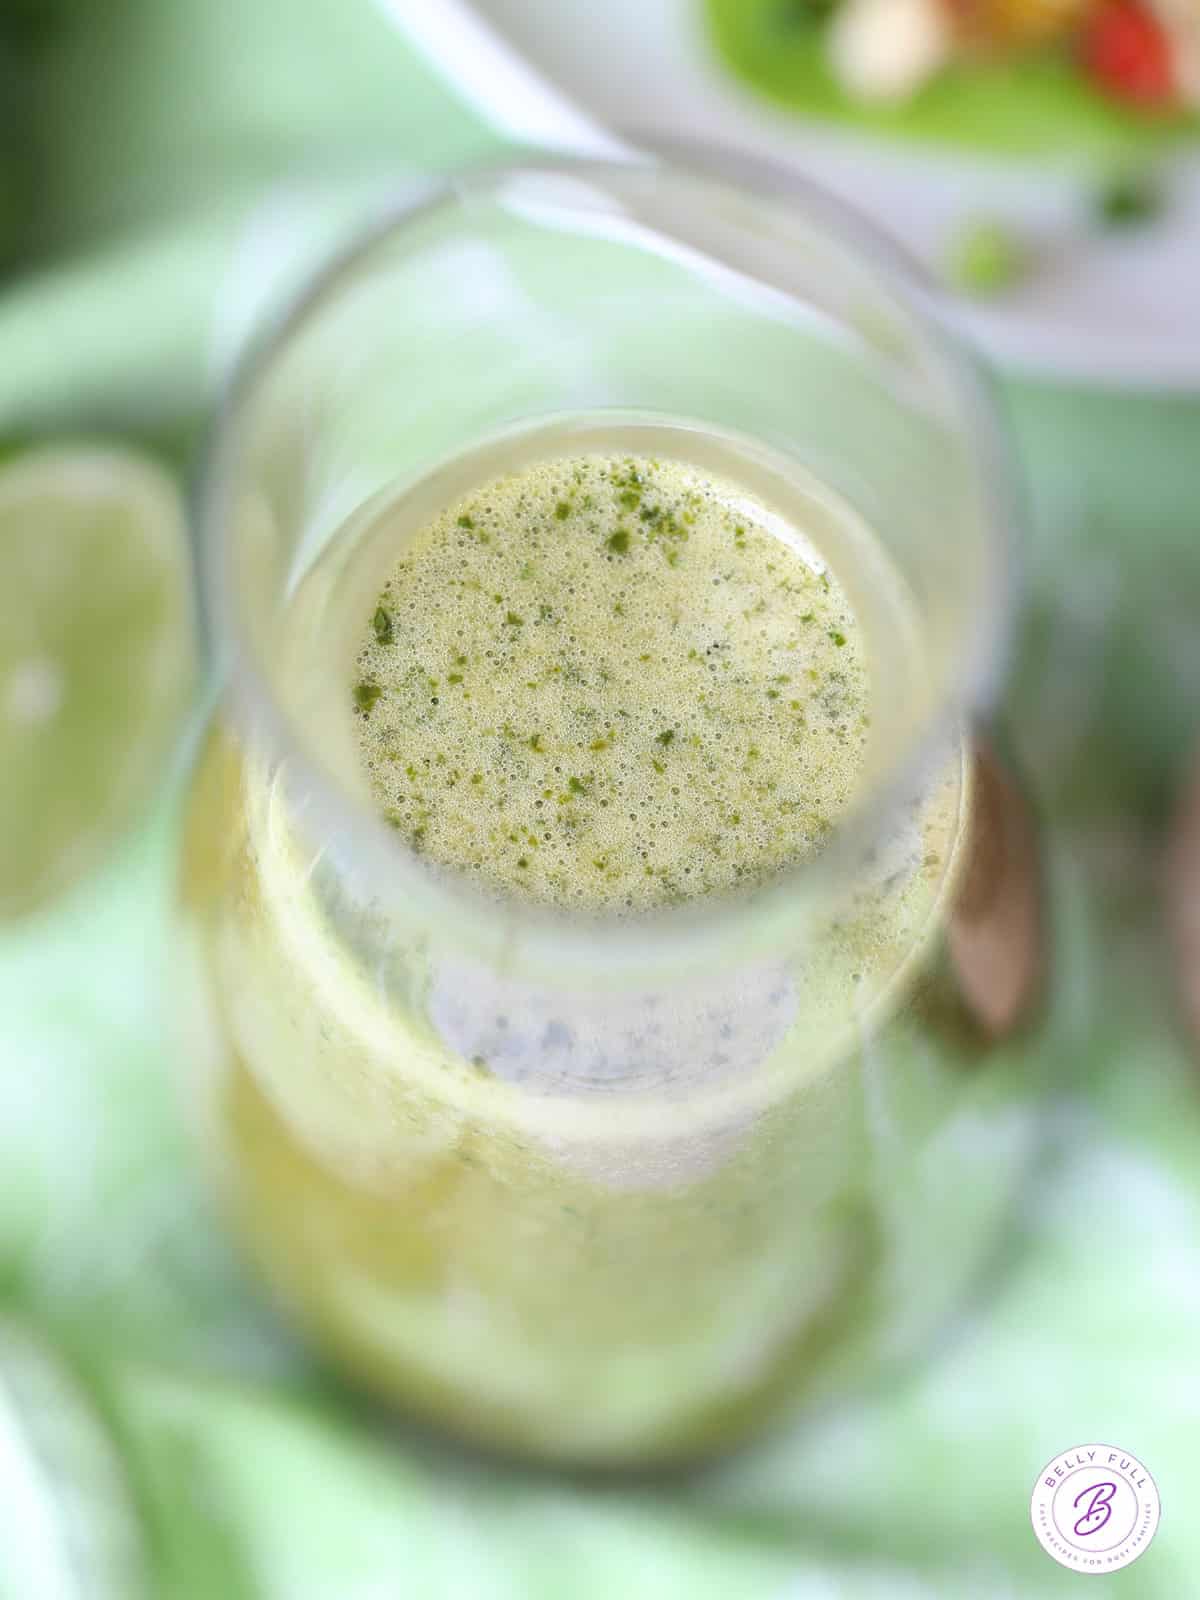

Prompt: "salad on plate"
[708,0,1200,154]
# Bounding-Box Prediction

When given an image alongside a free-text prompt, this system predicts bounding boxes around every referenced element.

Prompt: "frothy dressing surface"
[353,454,871,912]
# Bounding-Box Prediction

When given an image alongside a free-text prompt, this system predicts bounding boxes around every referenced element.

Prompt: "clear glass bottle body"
[181,156,1029,1466]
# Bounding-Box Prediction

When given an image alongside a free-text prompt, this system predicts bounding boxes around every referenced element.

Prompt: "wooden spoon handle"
[943,735,1046,1041]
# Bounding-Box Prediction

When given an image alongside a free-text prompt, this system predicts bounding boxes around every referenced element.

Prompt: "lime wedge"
[0,1320,150,1598]
[0,446,194,917]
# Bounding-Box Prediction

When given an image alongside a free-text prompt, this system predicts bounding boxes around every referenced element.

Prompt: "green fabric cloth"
[4,4,1200,1595]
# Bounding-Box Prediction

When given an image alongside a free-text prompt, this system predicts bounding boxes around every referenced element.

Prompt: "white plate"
[379,0,1200,389]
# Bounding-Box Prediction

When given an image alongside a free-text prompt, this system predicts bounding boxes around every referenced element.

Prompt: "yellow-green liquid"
[182,424,990,1466]
[353,453,870,910]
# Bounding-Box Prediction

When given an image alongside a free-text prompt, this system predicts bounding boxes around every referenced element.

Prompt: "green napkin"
[4,3,1200,1596]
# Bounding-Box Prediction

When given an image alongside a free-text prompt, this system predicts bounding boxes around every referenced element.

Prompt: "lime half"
[0,447,194,917]
[0,1320,150,1598]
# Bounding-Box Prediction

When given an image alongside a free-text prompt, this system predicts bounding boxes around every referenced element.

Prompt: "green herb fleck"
[606,530,630,555]
[457,514,475,530]
[829,629,846,647]
[947,218,1026,298]
[372,606,394,645]
[555,501,572,521]
[568,775,589,795]
[656,729,675,747]
[528,733,543,752]
[354,682,382,714]
[448,672,463,684]
[505,611,524,627]
[1095,168,1163,229]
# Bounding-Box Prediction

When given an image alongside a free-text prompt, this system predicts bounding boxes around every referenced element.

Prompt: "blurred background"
[1,1,1199,1595]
